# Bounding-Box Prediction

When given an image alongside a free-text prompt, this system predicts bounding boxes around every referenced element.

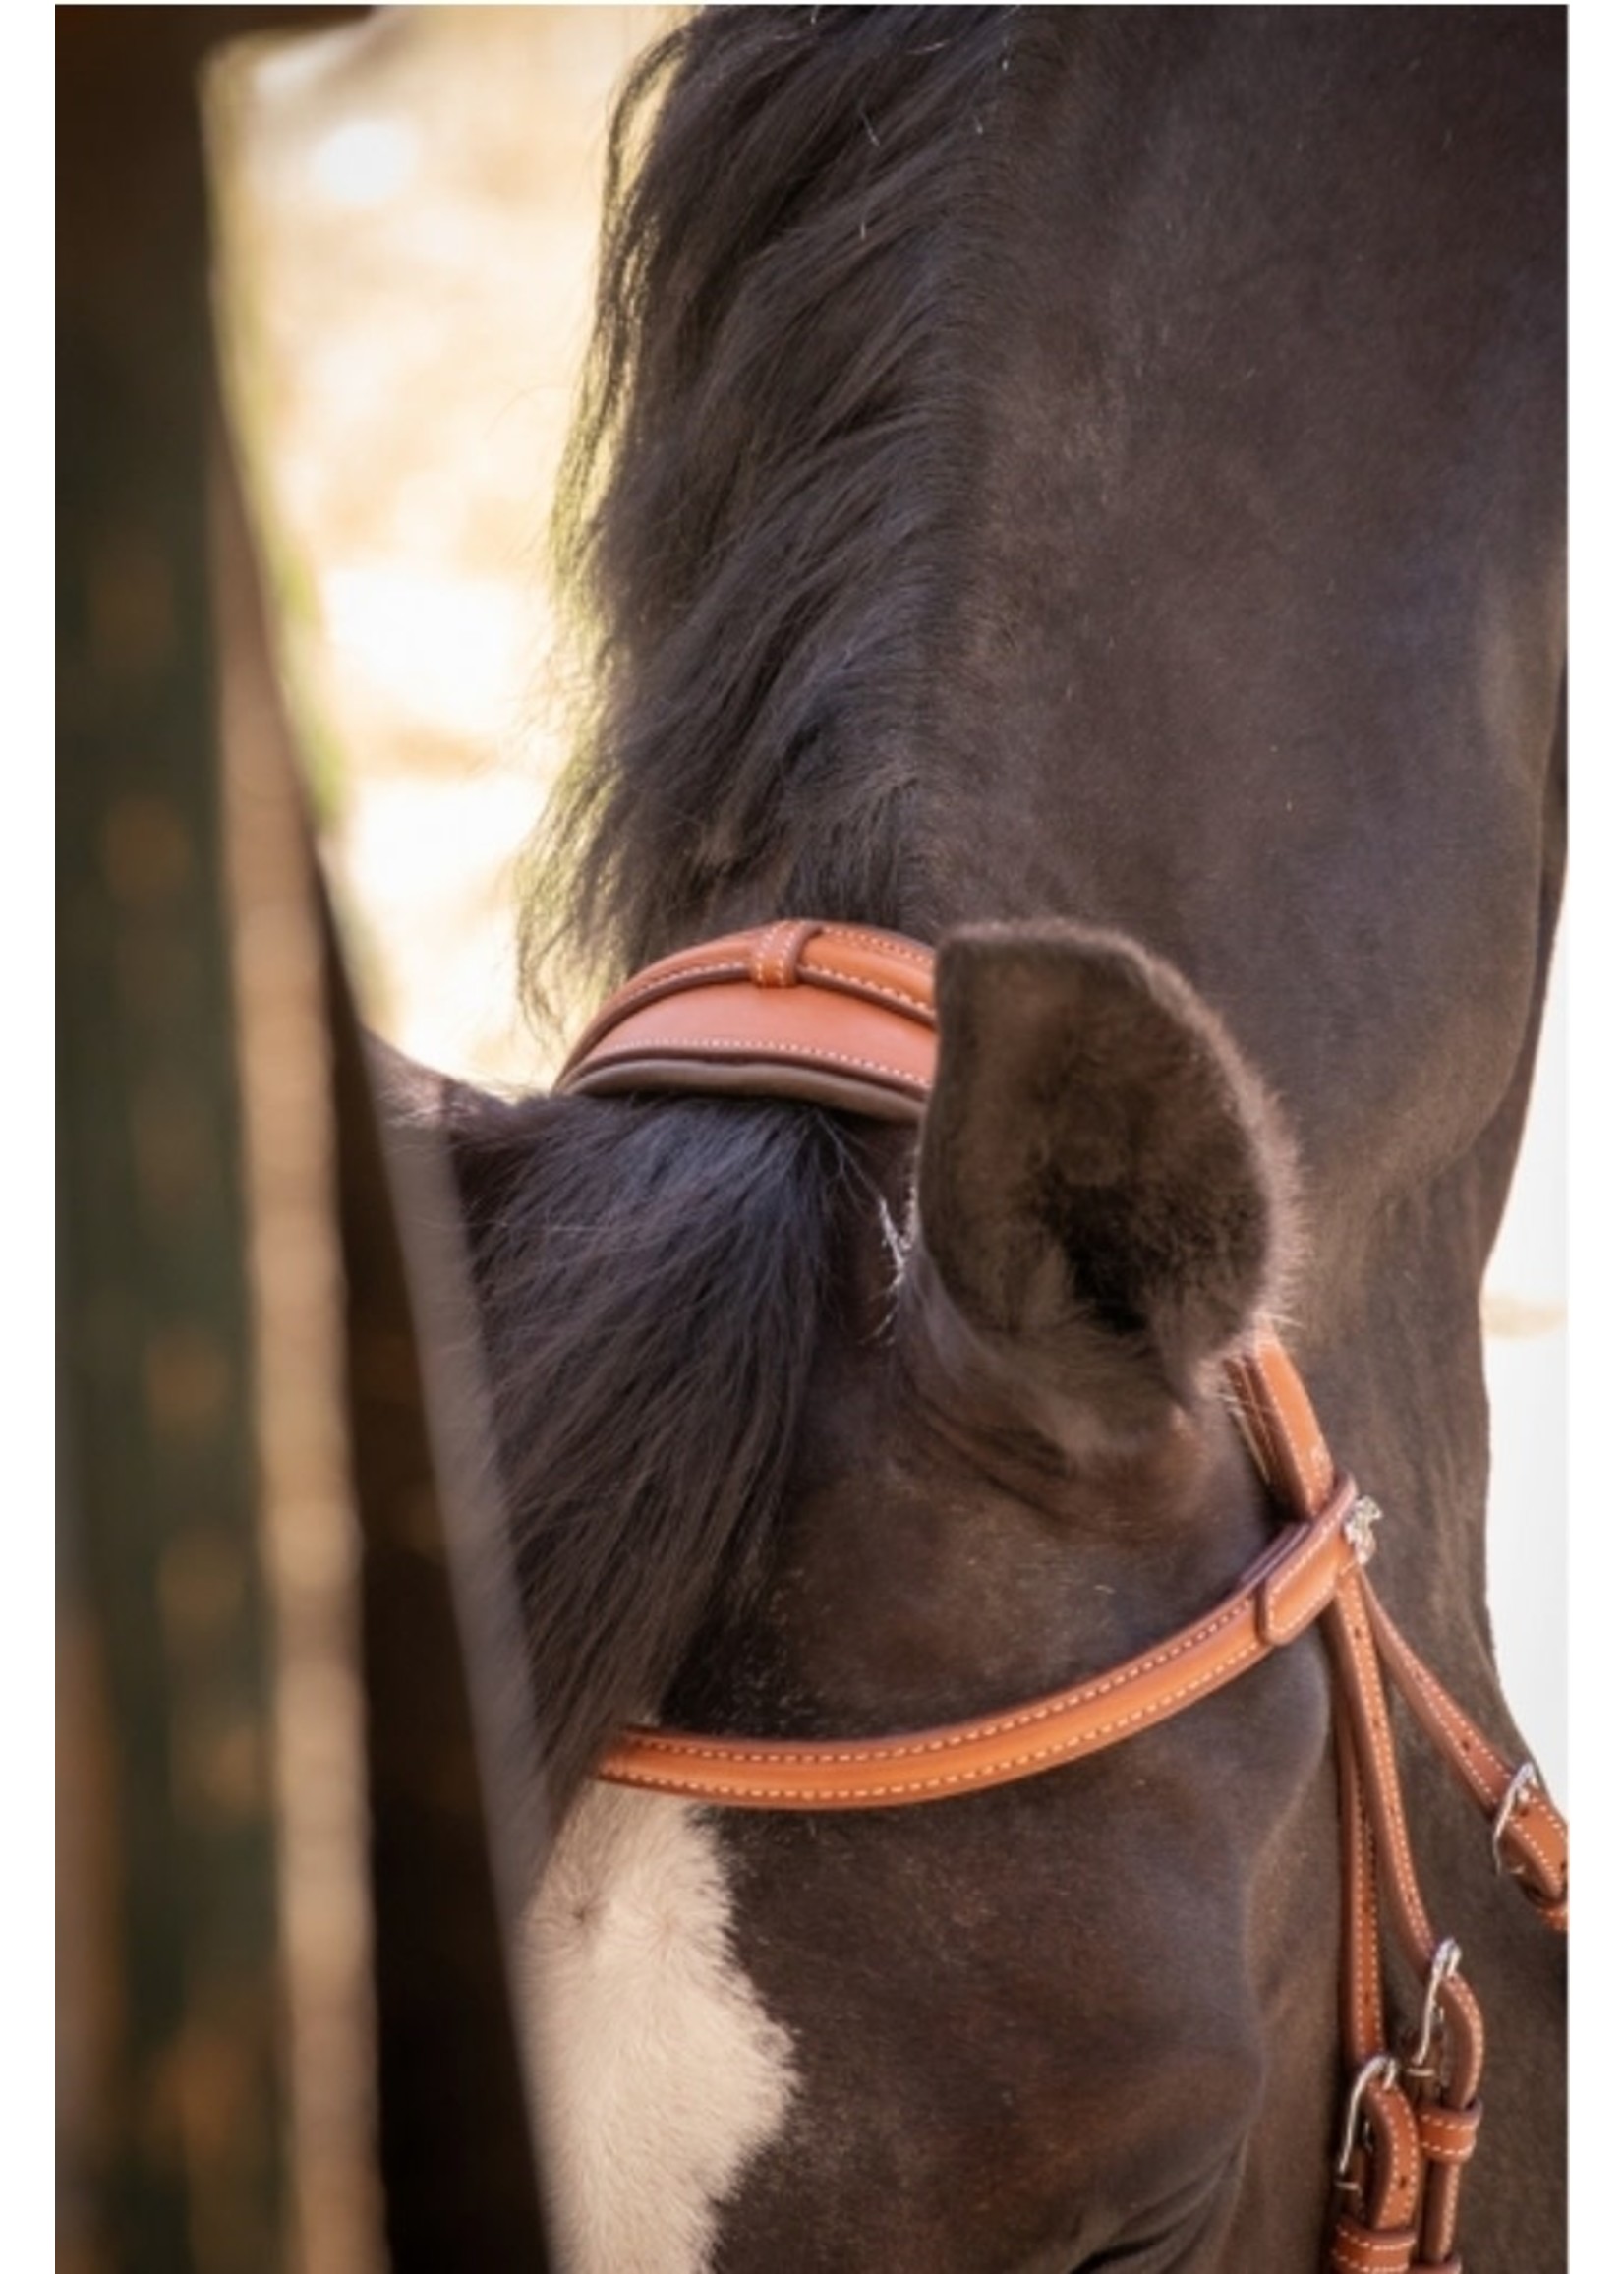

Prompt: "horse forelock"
[451,1087,875,1817]
[523,4,1026,1020]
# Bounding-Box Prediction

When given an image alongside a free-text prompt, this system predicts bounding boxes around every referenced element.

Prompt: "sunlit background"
[208,3,1566,1800]
[211,7,675,1086]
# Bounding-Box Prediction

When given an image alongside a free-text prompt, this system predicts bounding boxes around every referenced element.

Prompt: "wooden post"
[60,14,552,2265]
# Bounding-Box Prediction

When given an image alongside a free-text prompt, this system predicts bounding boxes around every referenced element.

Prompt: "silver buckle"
[1404,1936,1463,2081]
[1342,1493,1383,1566]
[1334,2052,1401,2184]
[1490,1761,1541,1876]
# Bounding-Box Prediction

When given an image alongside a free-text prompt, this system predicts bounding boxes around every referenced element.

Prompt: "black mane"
[522,3,1018,1014]
[458,9,1023,1811]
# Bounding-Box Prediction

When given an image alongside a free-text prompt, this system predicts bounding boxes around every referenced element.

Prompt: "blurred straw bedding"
[206,4,1565,1797]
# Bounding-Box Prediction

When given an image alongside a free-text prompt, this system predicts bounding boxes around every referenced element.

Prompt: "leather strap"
[1324,1565,1487,2268]
[1363,1587,1568,1924]
[558,919,1569,2271]
[556,920,937,1122]
[595,1473,1363,1805]
[1227,1332,1339,1520]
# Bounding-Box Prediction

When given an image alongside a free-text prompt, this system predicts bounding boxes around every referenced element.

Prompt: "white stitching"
[1348,1782,1383,2049]
[1369,1604,1500,1806]
[570,957,750,1039]
[805,968,936,1017]
[1273,1376,1331,1512]
[626,1601,1260,1765]
[572,961,934,1059]
[1337,1584,1435,1955]
[1328,2233,1417,2274]
[808,926,934,964]
[576,1039,929,1088]
[615,1523,1346,1778]
[1416,2114,1478,2164]
[607,1635,1265,1801]
[1442,1974,1484,2101]
[1369,1601,1567,1888]
[752,920,810,988]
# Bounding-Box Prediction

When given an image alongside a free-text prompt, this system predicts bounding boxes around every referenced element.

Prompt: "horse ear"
[907,924,1295,1442]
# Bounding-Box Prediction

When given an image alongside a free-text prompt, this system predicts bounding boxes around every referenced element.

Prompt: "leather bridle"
[556,919,1569,2273]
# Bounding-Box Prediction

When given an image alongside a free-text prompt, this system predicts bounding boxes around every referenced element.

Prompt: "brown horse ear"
[907,924,1296,1441]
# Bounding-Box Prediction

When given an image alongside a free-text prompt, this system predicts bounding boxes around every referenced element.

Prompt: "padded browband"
[555,919,937,1121]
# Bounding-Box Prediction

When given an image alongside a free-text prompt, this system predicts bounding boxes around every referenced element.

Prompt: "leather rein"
[555,919,1568,2274]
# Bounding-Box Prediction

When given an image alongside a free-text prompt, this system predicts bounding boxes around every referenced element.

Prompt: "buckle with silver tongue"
[1404,1937,1463,2083]
[1334,2053,1401,2188]
[1490,1761,1542,1876]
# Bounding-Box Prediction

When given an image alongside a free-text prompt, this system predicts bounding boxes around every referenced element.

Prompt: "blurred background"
[209,1,1567,1801]
[211,7,675,1084]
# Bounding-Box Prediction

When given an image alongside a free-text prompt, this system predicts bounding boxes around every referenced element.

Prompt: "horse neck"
[919,15,1563,1645]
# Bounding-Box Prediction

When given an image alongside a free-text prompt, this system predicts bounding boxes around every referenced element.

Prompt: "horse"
[392,11,1566,2269]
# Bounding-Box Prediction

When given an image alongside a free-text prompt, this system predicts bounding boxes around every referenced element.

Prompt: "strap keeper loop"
[1415,2098,1481,2165]
[1327,2211,1421,2273]
[750,919,820,987]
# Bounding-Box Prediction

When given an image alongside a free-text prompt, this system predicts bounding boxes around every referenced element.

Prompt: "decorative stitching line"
[796,967,936,1018]
[752,922,800,987]
[1440,1975,1485,2102]
[1342,1747,1383,2052]
[1328,2231,1420,2274]
[566,940,935,1045]
[1334,1583,1436,1958]
[606,1635,1265,1799]
[618,1517,1347,1776]
[1260,1516,1349,1641]
[1273,1400,1328,1509]
[575,1038,931,1089]
[580,928,933,1046]
[601,956,747,1010]
[1366,1595,1567,1890]
[1269,1374,1328,1513]
[623,1600,1263,1765]
[1418,2107,1479,2135]
[562,957,751,1056]
[803,926,935,965]
[1238,1338,1336,1515]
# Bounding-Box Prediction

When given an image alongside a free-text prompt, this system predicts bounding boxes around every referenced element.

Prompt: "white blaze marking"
[520,1786,798,2274]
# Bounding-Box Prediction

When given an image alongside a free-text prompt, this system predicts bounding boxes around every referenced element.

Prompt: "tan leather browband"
[557,917,938,1120]
[558,920,1569,2272]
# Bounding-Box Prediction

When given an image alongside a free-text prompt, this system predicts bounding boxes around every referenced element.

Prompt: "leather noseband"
[556,919,1569,2273]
